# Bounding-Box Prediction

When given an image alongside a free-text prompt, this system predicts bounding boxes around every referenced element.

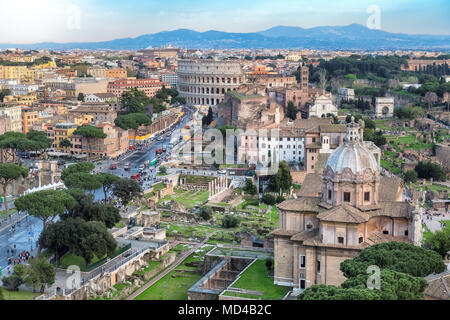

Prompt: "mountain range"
[1,24,449,51]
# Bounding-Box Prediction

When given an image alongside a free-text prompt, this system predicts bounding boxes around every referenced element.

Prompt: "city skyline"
[0,0,449,44]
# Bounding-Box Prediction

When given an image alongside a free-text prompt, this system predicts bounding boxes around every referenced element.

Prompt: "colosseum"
[177,59,245,106]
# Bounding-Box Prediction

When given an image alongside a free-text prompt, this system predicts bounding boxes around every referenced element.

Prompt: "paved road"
[0,106,195,275]
[423,213,450,233]
[126,231,217,300]
[0,214,43,273]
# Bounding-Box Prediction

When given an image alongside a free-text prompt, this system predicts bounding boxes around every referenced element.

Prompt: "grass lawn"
[0,208,17,217]
[422,224,433,242]
[158,189,209,209]
[180,175,215,184]
[59,253,103,271]
[134,245,213,300]
[221,291,262,299]
[0,288,40,300]
[157,173,169,177]
[134,260,162,275]
[163,223,216,239]
[230,260,289,300]
[114,221,126,228]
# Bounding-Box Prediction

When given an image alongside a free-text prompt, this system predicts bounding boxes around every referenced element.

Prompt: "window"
[338,237,344,244]
[383,230,389,235]
[317,260,321,274]
[344,192,351,202]
[300,255,306,269]
[359,237,364,243]
[300,279,306,290]
[364,192,370,202]
[306,223,313,231]
[404,230,409,236]
[328,190,332,200]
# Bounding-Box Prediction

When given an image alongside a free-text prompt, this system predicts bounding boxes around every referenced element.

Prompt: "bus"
[150,159,157,167]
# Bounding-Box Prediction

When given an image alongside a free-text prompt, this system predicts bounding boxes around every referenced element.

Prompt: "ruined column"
[208,181,212,198]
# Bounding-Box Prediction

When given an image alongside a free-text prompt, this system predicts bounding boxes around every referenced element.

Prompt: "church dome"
[325,117,379,175]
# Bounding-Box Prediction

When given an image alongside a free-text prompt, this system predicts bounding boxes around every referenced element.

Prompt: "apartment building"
[0,105,22,132]
[21,107,39,133]
[105,68,127,79]
[107,79,166,98]
[0,66,35,83]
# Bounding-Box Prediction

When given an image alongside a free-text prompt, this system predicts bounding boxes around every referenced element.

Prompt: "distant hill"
[1,24,449,51]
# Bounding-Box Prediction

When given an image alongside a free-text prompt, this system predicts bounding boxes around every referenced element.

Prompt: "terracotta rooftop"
[298,173,322,197]
[317,205,370,224]
[379,176,404,202]
[319,124,346,133]
[425,271,450,300]
[277,197,323,213]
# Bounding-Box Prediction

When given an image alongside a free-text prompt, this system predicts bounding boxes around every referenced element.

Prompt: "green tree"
[59,138,72,149]
[415,161,446,181]
[0,164,28,216]
[424,228,450,258]
[340,242,446,279]
[2,274,24,291]
[112,178,143,206]
[244,179,258,195]
[77,92,85,101]
[96,173,120,202]
[299,284,381,300]
[158,166,167,175]
[268,161,292,193]
[38,220,68,265]
[14,190,76,260]
[403,170,418,183]
[25,259,55,293]
[61,162,95,181]
[40,218,116,266]
[0,131,51,159]
[345,73,357,86]
[265,258,273,270]
[120,88,150,114]
[63,172,102,192]
[364,129,387,147]
[222,215,240,229]
[300,242,445,300]
[199,206,213,221]
[261,194,276,205]
[73,125,107,158]
[114,113,152,141]
[363,117,376,130]
[63,189,121,228]
[0,88,11,102]
[286,101,298,120]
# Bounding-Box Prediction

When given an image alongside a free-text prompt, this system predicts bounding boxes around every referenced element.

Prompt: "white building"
[308,95,338,118]
[84,93,118,103]
[238,125,305,167]
[2,83,40,96]
[0,105,22,132]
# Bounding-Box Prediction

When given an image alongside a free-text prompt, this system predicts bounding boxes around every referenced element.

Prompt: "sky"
[0,0,449,44]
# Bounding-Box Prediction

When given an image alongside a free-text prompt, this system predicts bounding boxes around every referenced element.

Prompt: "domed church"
[272,117,423,294]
